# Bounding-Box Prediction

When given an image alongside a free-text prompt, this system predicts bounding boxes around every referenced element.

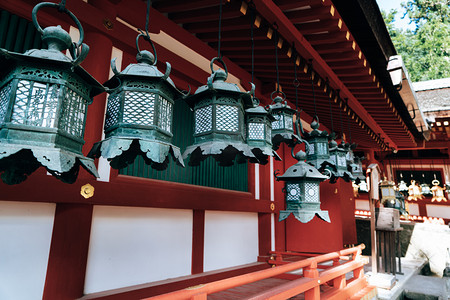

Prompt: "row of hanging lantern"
[379,163,449,211]
[0,0,369,225]
[0,0,278,184]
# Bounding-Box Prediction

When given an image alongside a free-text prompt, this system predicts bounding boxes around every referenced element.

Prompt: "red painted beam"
[0,172,274,213]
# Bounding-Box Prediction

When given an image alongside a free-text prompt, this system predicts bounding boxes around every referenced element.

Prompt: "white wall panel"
[204,211,258,272]
[84,206,193,294]
[355,199,370,211]
[0,201,55,300]
[425,204,450,219]
[408,203,420,216]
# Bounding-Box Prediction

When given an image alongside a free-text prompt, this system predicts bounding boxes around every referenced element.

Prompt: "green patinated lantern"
[276,150,330,223]
[351,154,365,184]
[269,93,300,150]
[420,183,432,196]
[302,118,335,173]
[183,57,257,166]
[327,138,354,183]
[380,177,396,203]
[89,34,184,170]
[245,104,281,165]
[0,2,103,184]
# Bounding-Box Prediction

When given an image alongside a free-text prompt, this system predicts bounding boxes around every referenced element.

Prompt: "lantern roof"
[103,50,183,96]
[184,67,254,109]
[245,105,275,121]
[270,96,297,114]
[303,119,329,138]
[277,151,328,181]
[0,48,104,99]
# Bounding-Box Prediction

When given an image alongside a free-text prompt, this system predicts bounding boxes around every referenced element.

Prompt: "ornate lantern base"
[0,143,98,184]
[183,141,257,167]
[279,202,330,223]
[89,137,184,170]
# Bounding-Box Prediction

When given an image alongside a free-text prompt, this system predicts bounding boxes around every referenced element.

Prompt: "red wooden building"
[0,0,441,299]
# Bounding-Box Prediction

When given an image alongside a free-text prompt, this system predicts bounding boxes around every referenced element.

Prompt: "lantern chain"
[57,0,67,12]
[250,1,255,84]
[274,26,280,93]
[339,98,345,141]
[218,0,223,59]
[309,62,317,118]
[293,47,300,111]
[328,90,335,135]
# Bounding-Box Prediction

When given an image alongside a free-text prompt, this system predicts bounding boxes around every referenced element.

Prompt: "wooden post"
[304,261,320,300]
[367,163,381,274]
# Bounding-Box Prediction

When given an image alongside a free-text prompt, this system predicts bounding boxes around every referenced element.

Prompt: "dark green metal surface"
[120,99,248,192]
[0,10,42,53]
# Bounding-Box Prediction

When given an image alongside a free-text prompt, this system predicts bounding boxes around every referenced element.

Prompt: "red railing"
[144,244,372,300]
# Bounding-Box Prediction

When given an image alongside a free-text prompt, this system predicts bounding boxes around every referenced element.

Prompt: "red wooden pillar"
[43,26,113,298]
[192,210,205,274]
[258,160,273,256]
[81,30,113,155]
[43,204,93,299]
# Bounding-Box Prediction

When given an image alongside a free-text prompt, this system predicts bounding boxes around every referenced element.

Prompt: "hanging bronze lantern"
[182,58,257,166]
[408,180,424,201]
[269,93,300,150]
[327,138,353,183]
[276,150,330,223]
[0,2,103,184]
[351,154,365,184]
[398,174,409,192]
[245,102,281,165]
[420,183,432,196]
[380,177,396,204]
[431,179,447,202]
[89,33,185,170]
[302,117,334,173]
[358,178,369,192]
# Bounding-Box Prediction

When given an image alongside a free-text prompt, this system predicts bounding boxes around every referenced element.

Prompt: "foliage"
[382,0,449,82]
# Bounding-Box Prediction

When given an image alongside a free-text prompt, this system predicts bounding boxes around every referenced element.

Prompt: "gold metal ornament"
[431,179,447,202]
[81,183,95,199]
[407,180,423,201]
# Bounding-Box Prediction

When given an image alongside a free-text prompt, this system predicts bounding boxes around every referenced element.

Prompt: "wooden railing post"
[353,266,364,279]
[191,293,207,300]
[303,260,320,300]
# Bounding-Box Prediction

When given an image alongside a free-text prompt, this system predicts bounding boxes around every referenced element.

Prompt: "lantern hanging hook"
[136,0,158,65]
[32,1,87,65]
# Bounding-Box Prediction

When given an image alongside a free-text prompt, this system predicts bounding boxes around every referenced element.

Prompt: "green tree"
[382,0,449,82]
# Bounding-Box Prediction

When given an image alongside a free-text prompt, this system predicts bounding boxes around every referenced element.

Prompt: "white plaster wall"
[204,211,258,272]
[408,203,420,216]
[0,201,56,300]
[84,206,193,294]
[355,199,370,211]
[425,204,450,219]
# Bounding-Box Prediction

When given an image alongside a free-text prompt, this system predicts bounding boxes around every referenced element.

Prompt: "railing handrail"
[144,244,365,300]
[245,260,365,300]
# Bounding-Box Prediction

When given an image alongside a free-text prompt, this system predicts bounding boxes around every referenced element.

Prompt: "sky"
[376,0,415,30]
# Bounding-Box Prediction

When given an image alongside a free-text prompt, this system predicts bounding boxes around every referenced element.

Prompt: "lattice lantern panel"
[0,66,92,152]
[103,79,176,144]
[193,96,244,143]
